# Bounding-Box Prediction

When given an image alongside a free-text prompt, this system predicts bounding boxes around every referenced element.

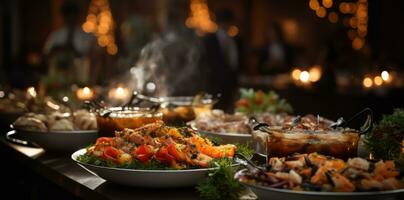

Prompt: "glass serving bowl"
[96,107,163,137]
[266,129,360,160]
[159,96,215,125]
[249,108,372,160]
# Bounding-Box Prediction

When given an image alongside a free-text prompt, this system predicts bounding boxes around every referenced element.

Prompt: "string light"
[310,0,368,50]
[363,77,373,88]
[82,0,118,55]
[374,76,383,86]
[381,71,390,81]
[291,69,301,80]
[299,71,310,82]
[309,66,322,82]
[227,25,239,37]
[328,12,338,23]
[322,0,333,8]
[316,7,327,18]
[186,0,217,34]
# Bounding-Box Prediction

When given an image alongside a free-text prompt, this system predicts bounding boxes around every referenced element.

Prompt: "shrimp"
[359,179,383,190]
[192,153,213,168]
[374,160,399,179]
[311,166,328,185]
[329,172,355,192]
[275,170,302,185]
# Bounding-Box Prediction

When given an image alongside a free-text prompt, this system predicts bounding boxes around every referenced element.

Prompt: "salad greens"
[235,88,293,114]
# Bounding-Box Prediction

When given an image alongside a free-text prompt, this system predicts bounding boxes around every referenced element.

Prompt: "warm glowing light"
[352,37,364,50]
[309,67,322,82]
[339,2,349,13]
[227,25,239,37]
[76,87,94,101]
[299,71,310,82]
[108,85,130,101]
[291,69,301,80]
[27,87,37,98]
[363,77,373,88]
[106,44,118,55]
[316,7,327,18]
[328,12,338,23]
[309,0,320,10]
[0,91,4,98]
[83,0,117,55]
[381,71,390,81]
[186,0,217,34]
[349,17,357,28]
[322,0,333,8]
[374,76,383,86]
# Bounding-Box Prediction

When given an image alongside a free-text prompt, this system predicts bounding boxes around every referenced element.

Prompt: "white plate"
[235,169,404,200]
[189,122,253,145]
[72,148,214,188]
[14,128,98,152]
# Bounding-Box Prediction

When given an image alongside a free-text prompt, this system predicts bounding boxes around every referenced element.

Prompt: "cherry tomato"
[155,147,174,164]
[235,99,249,108]
[96,137,115,146]
[133,144,153,162]
[254,90,265,105]
[103,146,120,163]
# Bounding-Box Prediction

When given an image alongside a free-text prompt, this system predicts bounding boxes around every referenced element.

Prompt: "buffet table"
[0,132,200,200]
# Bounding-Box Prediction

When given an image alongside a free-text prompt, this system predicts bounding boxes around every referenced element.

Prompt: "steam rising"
[128,26,206,96]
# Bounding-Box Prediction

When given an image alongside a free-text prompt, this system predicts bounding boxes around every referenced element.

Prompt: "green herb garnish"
[365,108,404,166]
[196,143,253,200]
[196,158,242,200]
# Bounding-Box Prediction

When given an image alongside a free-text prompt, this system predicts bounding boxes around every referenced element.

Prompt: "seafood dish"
[237,152,404,192]
[77,121,236,169]
[13,109,97,131]
[249,113,367,159]
[192,110,250,134]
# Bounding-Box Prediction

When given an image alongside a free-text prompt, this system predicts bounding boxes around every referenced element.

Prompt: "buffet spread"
[1,88,403,200]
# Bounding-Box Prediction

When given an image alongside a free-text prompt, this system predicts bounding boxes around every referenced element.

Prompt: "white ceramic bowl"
[14,128,98,152]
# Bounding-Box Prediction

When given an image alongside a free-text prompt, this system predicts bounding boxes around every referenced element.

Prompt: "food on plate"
[235,88,293,114]
[237,153,404,192]
[192,110,249,134]
[96,107,163,137]
[0,89,69,114]
[13,113,47,131]
[13,109,97,131]
[73,109,98,130]
[78,121,236,169]
[0,98,26,113]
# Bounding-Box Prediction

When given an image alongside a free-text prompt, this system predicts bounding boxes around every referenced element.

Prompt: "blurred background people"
[116,15,153,74]
[43,0,97,92]
[257,22,294,74]
[202,9,241,111]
